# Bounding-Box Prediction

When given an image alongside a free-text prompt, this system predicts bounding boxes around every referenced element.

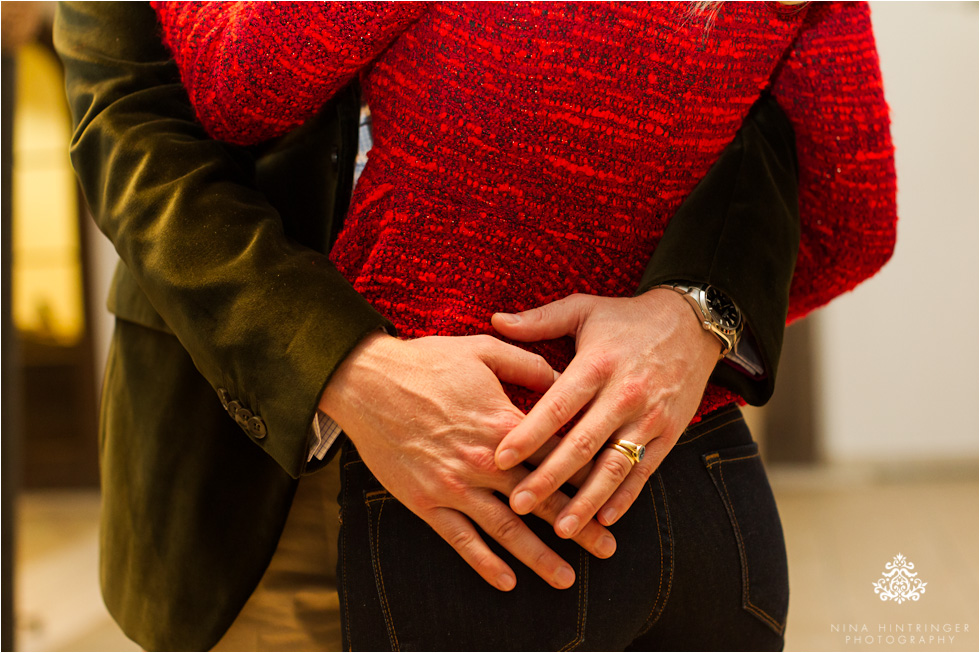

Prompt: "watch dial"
[705,287,740,329]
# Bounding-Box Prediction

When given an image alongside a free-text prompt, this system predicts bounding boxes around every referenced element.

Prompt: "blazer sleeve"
[637,94,801,406]
[55,1,395,479]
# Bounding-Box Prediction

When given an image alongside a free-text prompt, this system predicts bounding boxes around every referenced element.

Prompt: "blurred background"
[1,2,976,651]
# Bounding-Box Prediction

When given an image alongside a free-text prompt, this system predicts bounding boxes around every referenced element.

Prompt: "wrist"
[318,330,401,423]
[637,288,724,361]
[652,283,741,357]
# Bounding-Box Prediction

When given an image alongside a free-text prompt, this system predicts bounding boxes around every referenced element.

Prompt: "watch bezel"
[657,282,743,356]
[702,285,742,334]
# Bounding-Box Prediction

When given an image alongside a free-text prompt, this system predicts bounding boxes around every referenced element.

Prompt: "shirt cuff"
[308,409,344,462]
[725,327,764,378]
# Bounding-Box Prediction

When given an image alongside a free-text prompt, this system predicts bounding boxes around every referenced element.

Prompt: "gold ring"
[606,439,646,466]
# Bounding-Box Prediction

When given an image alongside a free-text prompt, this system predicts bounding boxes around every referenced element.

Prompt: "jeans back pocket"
[702,443,789,635]
[339,442,589,651]
[361,490,589,651]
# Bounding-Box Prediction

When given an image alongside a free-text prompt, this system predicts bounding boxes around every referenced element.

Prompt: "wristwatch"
[655,283,743,357]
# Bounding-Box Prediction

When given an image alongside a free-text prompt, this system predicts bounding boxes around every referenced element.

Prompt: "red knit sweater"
[154,1,897,419]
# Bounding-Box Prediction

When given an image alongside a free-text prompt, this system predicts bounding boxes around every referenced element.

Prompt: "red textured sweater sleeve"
[152,1,426,145]
[770,1,897,322]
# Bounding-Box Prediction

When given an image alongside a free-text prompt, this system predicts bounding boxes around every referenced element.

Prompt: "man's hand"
[319,332,618,592]
[491,289,721,539]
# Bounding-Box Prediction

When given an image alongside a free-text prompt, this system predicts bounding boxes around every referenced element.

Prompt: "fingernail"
[557,515,580,538]
[512,490,536,514]
[495,312,521,324]
[598,534,617,558]
[599,506,619,526]
[497,572,516,591]
[554,565,575,588]
[497,448,519,470]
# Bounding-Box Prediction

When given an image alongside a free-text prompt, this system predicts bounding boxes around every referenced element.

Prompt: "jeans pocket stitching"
[637,473,674,636]
[559,549,590,651]
[675,405,741,443]
[365,495,401,650]
[677,414,744,447]
[714,457,786,635]
[704,452,761,468]
[658,472,675,622]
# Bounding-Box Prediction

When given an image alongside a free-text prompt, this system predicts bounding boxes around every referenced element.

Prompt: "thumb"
[492,294,591,342]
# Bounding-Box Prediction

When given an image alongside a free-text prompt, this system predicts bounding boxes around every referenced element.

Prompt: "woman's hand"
[492,289,721,538]
[319,332,617,592]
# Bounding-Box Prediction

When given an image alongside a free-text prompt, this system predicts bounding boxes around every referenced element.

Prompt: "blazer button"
[329,147,339,165]
[235,407,253,428]
[217,388,231,409]
[247,416,268,439]
[226,400,242,419]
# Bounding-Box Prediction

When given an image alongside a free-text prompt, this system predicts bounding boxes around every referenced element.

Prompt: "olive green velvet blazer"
[54,2,799,650]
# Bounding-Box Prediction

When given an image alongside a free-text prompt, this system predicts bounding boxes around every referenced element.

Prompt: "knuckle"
[490,411,522,434]
[616,379,647,411]
[544,391,575,425]
[644,433,670,458]
[439,472,470,499]
[406,485,436,511]
[635,409,660,436]
[638,402,667,431]
[490,515,524,543]
[531,353,551,373]
[584,354,614,384]
[616,484,639,509]
[573,493,602,518]
[568,434,597,462]
[531,467,564,495]
[635,455,661,478]
[466,447,499,476]
[524,307,543,323]
[447,526,477,553]
[534,491,567,519]
[531,546,555,571]
[473,333,495,348]
[600,452,634,481]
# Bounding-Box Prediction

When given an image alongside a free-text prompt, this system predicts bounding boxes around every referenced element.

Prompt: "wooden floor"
[14,463,978,651]
[772,464,978,652]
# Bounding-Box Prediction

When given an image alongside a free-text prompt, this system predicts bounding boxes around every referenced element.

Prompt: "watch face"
[705,286,741,330]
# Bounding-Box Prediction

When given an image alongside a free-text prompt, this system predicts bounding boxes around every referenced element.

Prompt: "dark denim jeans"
[338,406,788,651]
